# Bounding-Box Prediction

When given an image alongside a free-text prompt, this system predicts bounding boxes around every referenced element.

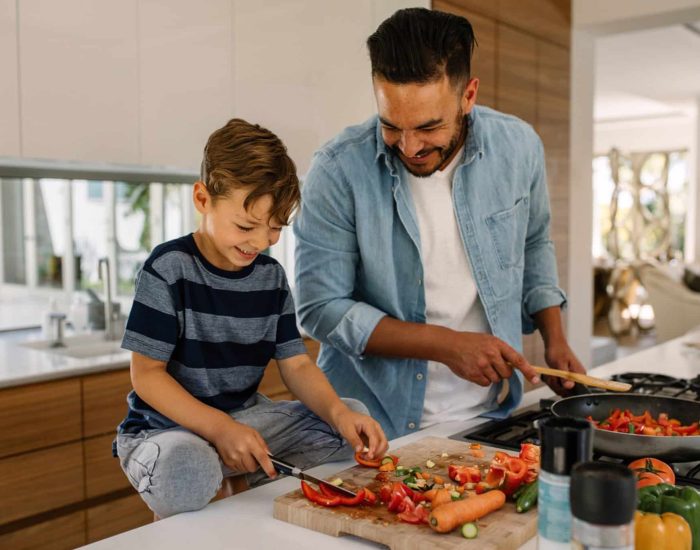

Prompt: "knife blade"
[268,454,358,498]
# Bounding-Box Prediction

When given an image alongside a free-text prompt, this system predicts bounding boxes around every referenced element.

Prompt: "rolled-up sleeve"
[294,152,386,357]
[521,135,567,334]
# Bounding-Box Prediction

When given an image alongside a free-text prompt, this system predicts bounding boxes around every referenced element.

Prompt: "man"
[294,8,585,439]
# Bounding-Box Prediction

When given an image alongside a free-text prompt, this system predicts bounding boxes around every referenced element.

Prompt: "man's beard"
[394,112,467,178]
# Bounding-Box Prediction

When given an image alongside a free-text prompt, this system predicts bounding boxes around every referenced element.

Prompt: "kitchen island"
[80,335,700,550]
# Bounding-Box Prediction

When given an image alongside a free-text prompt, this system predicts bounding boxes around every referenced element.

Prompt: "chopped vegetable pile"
[588,409,700,436]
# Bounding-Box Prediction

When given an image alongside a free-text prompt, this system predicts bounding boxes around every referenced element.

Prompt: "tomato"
[636,472,665,489]
[354,451,382,468]
[397,502,430,524]
[628,458,676,485]
[379,483,393,503]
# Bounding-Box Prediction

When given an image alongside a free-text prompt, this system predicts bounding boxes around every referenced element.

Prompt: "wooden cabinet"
[86,494,152,544]
[0,378,81,458]
[82,369,132,438]
[85,434,132,498]
[0,442,84,524]
[0,512,86,550]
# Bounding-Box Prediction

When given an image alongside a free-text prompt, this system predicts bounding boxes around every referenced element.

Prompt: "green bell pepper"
[638,483,700,550]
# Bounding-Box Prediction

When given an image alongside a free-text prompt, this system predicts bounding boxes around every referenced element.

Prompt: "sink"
[20,332,126,359]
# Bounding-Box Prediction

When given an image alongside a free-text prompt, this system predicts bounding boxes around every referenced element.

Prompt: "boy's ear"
[192,181,211,214]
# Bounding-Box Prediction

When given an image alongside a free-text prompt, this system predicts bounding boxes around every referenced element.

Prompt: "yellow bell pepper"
[635,510,692,550]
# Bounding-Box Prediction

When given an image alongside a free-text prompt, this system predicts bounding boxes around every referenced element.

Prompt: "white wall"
[0,0,427,172]
[575,0,700,34]
[594,116,694,154]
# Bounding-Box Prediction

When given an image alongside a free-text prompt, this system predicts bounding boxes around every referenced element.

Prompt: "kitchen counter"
[80,335,700,550]
[0,330,130,389]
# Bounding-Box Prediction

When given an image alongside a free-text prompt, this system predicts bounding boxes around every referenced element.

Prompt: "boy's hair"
[200,118,300,225]
[367,8,476,89]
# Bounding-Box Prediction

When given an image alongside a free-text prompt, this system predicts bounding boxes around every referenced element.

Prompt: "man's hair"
[200,118,300,225]
[367,8,476,88]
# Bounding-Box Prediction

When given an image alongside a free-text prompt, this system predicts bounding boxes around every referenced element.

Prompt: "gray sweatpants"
[115,394,367,518]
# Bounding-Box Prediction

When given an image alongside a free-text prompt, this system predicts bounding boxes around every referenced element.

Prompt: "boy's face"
[193,182,282,271]
[373,73,479,177]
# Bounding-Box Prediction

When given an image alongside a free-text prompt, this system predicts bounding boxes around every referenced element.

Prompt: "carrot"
[424,488,438,502]
[429,490,506,533]
[455,485,465,494]
[469,449,485,458]
[420,472,431,480]
[433,475,445,485]
[430,488,454,509]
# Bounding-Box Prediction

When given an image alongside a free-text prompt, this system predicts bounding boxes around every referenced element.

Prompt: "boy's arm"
[276,353,388,459]
[130,351,276,476]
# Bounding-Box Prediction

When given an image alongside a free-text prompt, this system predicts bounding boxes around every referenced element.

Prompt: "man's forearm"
[533,306,566,345]
[364,317,452,364]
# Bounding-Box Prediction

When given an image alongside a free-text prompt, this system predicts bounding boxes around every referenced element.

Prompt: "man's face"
[373,74,478,177]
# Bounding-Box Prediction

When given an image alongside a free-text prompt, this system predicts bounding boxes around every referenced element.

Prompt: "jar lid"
[570,462,637,525]
[539,416,593,475]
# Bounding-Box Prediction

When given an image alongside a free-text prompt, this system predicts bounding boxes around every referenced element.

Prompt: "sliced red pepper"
[318,483,367,506]
[519,443,541,465]
[389,454,400,465]
[379,482,393,503]
[354,451,382,468]
[475,465,506,494]
[301,480,340,507]
[448,464,482,485]
[363,487,377,505]
[502,457,528,496]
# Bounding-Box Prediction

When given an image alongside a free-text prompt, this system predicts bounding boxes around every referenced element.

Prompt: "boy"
[114,118,387,519]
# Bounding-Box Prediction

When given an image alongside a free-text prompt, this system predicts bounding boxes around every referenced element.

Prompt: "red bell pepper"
[318,483,367,506]
[448,464,482,486]
[354,451,382,468]
[301,480,341,507]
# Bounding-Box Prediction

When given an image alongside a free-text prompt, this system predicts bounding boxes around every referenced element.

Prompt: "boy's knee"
[138,438,223,518]
[341,397,370,416]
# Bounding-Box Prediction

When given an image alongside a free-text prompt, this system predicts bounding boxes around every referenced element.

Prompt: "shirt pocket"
[485,196,529,269]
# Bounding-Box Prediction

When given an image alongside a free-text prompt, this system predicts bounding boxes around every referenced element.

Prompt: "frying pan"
[551,393,700,462]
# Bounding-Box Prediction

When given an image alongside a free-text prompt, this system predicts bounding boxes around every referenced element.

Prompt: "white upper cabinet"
[19,0,139,163]
[0,0,20,157]
[138,0,233,171]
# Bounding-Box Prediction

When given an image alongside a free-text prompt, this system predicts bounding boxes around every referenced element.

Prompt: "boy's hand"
[211,418,277,478]
[332,408,388,460]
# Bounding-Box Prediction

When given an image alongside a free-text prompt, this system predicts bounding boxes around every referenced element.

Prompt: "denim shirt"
[294,105,566,440]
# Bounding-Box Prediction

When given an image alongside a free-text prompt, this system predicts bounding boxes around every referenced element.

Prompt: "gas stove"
[448,372,700,487]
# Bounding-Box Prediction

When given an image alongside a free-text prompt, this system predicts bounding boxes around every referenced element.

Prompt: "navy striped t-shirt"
[117,233,307,434]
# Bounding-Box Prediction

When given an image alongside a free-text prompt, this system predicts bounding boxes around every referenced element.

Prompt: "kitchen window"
[0,159,296,328]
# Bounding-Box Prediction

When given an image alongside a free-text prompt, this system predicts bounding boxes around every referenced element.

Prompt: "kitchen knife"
[268,454,358,498]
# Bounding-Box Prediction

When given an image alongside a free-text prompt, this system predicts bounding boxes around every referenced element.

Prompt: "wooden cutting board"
[273,436,537,549]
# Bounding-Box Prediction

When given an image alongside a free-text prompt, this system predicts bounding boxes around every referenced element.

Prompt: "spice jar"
[537,416,593,549]
[570,462,637,549]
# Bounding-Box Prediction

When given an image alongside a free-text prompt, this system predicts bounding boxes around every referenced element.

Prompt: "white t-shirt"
[405,148,498,428]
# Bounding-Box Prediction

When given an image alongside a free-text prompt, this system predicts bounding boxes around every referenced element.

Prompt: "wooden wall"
[434,0,571,369]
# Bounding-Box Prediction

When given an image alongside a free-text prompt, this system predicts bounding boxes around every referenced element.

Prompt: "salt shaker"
[570,462,637,549]
[537,416,593,549]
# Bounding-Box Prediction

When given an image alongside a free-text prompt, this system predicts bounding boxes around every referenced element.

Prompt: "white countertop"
[0,330,130,388]
[79,335,700,550]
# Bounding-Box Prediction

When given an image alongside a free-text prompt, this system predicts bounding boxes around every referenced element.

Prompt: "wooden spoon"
[532,365,631,392]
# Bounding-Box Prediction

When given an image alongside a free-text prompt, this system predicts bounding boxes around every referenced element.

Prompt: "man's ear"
[192,181,211,214]
[461,77,479,114]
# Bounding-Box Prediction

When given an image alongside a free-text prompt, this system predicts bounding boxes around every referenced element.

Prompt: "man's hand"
[210,418,277,478]
[442,331,541,387]
[331,407,388,460]
[543,340,586,396]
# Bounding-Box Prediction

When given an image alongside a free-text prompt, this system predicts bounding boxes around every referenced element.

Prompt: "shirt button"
[416,373,424,381]
[417,278,422,285]
[408,422,416,429]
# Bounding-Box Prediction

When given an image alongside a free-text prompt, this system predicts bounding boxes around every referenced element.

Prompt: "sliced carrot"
[469,449,485,458]
[433,475,445,485]
[378,461,396,472]
[429,490,506,533]
[420,472,431,480]
[455,485,465,494]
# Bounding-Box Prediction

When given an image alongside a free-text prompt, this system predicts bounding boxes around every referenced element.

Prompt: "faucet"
[98,257,116,341]
[48,312,67,348]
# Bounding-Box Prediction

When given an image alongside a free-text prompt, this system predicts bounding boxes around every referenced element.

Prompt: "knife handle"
[268,454,295,476]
